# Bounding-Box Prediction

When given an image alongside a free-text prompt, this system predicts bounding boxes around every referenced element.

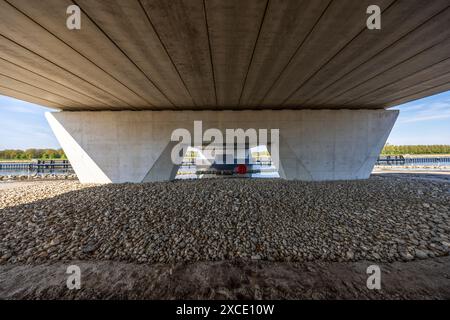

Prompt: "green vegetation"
[1,145,449,160]
[381,144,450,155]
[0,149,66,160]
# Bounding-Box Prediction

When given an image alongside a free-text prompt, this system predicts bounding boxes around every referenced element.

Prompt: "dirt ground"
[1,256,449,299]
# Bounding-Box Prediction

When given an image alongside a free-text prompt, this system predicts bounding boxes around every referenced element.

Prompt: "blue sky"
[0,96,59,149]
[386,90,450,145]
[0,91,450,149]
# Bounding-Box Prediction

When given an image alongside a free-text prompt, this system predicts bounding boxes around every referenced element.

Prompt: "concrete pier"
[46,110,397,183]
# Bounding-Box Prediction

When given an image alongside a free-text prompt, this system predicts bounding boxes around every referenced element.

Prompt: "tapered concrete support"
[46,110,398,184]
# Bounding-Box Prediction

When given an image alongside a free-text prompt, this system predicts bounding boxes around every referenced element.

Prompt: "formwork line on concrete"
[0,84,65,109]
[383,76,450,109]
[3,0,147,110]
[278,0,399,107]
[256,0,334,106]
[237,0,270,107]
[297,2,428,105]
[137,0,197,107]
[336,38,450,106]
[312,6,450,106]
[0,56,111,108]
[0,71,87,107]
[73,0,176,108]
[343,55,450,106]
[0,31,133,109]
[203,0,218,107]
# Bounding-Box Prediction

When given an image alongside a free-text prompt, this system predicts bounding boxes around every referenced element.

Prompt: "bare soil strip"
[1,257,449,299]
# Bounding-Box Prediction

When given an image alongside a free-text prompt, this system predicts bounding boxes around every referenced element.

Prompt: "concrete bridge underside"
[0,0,449,182]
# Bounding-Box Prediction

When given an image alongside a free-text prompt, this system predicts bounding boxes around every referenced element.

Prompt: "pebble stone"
[0,176,448,265]
[0,173,77,182]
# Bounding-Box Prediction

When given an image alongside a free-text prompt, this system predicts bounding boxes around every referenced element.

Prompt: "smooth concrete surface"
[142,141,182,183]
[0,0,449,110]
[46,110,398,183]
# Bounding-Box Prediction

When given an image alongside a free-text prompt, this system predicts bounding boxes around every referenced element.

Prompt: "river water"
[378,158,450,166]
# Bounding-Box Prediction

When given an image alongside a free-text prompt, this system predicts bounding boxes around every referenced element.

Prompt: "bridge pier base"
[46,110,398,184]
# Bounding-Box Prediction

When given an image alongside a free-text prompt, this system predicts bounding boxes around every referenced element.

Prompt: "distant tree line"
[0,149,67,160]
[1,145,449,159]
[381,144,450,155]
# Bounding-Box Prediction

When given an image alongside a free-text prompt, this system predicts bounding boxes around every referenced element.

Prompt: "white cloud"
[0,95,53,114]
[398,100,450,124]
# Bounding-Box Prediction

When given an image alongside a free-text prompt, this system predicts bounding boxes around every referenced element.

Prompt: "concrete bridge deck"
[0,0,449,111]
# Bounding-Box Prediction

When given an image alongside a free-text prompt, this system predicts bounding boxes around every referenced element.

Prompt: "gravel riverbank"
[0,176,449,265]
